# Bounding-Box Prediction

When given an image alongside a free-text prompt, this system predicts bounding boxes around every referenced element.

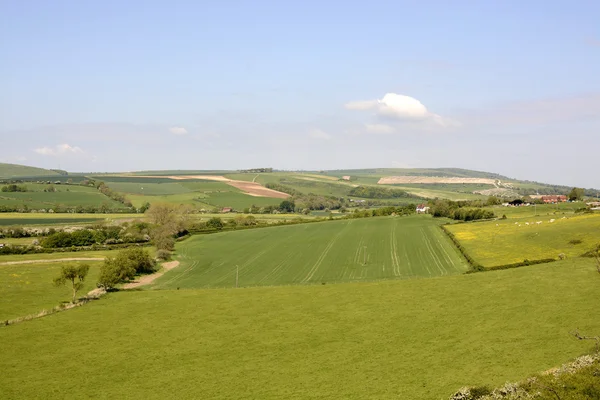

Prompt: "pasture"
[446,213,600,267]
[154,215,468,289]
[0,261,102,321]
[0,212,143,227]
[1,258,599,399]
[0,183,125,210]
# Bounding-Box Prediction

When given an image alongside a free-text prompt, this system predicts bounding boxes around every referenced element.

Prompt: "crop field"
[0,261,102,320]
[0,217,105,226]
[0,248,152,263]
[0,163,59,179]
[446,213,600,267]
[1,258,599,399]
[154,216,468,289]
[101,182,194,195]
[0,183,124,210]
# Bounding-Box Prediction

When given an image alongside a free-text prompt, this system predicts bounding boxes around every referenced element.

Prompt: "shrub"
[156,250,171,261]
[97,248,156,289]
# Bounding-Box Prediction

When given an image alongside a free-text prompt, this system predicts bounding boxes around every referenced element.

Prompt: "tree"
[97,248,156,289]
[53,264,90,303]
[568,187,585,201]
[279,200,295,213]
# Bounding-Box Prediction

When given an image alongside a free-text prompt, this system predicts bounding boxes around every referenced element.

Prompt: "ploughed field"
[154,215,468,289]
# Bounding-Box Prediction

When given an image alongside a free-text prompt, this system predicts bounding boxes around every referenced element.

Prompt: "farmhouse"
[342,176,351,181]
[221,207,232,213]
[416,204,430,214]
[541,195,567,204]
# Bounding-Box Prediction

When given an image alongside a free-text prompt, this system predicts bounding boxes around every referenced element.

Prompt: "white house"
[416,204,430,214]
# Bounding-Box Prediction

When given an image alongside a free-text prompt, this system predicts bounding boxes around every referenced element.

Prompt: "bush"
[156,250,171,261]
[97,248,156,289]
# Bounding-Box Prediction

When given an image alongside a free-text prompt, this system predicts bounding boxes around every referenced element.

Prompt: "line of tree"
[40,224,151,248]
[428,199,496,221]
[1,184,27,192]
[238,168,273,173]
[348,186,413,199]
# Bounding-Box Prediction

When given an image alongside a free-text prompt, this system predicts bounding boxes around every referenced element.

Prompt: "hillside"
[0,163,62,179]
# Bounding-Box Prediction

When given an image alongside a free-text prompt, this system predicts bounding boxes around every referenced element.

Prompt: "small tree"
[568,187,585,201]
[97,248,156,290]
[53,264,90,303]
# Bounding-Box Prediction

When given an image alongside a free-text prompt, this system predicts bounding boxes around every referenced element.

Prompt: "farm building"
[221,207,232,213]
[416,204,430,214]
[541,195,567,204]
[342,176,351,181]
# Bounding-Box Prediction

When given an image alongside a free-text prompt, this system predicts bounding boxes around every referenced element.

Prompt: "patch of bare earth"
[111,174,289,198]
[0,257,104,266]
[122,261,180,289]
[378,176,497,185]
[226,181,290,198]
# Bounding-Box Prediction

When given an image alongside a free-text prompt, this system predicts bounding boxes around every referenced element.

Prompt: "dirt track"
[122,261,180,289]
[0,257,104,266]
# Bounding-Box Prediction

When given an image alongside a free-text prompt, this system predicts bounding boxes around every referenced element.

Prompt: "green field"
[0,212,143,226]
[1,258,599,399]
[0,163,60,179]
[154,216,468,289]
[446,213,600,267]
[0,261,102,320]
[0,183,125,210]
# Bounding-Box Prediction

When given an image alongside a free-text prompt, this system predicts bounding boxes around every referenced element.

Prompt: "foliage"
[429,199,496,221]
[348,185,411,199]
[97,247,156,289]
[53,264,90,303]
[568,187,585,201]
[1,184,27,192]
[278,200,295,213]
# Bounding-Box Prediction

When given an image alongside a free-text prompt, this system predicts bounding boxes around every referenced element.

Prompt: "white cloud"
[308,128,332,140]
[34,143,84,156]
[345,93,455,127]
[365,124,395,134]
[169,127,188,135]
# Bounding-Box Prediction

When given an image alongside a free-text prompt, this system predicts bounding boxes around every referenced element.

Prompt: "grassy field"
[1,258,599,399]
[0,248,152,263]
[0,261,102,320]
[0,212,143,227]
[446,213,600,267]
[154,215,468,289]
[0,183,125,210]
[0,163,59,179]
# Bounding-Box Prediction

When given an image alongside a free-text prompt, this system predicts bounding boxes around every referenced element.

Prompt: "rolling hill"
[0,163,62,179]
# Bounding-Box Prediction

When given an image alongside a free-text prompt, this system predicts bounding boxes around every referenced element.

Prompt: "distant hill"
[0,163,62,179]
[320,168,510,180]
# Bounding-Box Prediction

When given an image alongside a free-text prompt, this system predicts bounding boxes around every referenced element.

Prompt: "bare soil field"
[114,175,289,198]
[378,176,497,185]
[226,181,290,198]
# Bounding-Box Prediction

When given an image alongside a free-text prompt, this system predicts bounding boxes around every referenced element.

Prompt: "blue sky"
[1,0,599,187]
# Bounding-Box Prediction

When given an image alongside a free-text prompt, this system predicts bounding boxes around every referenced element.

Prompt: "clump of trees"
[53,264,90,303]
[568,187,585,201]
[348,186,412,199]
[40,224,150,248]
[145,203,193,253]
[428,199,496,221]
[97,248,156,289]
[1,184,27,192]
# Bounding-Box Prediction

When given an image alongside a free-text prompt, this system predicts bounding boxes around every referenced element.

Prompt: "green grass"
[0,261,102,320]
[489,202,584,218]
[0,212,143,226]
[0,248,152,263]
[0,217,105,226]
[0,183,125,210]
[1,258,599,399]
[0,163,59,179]
[85,182,194,196]
[155,215,468,289]
[446,213,600,267]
